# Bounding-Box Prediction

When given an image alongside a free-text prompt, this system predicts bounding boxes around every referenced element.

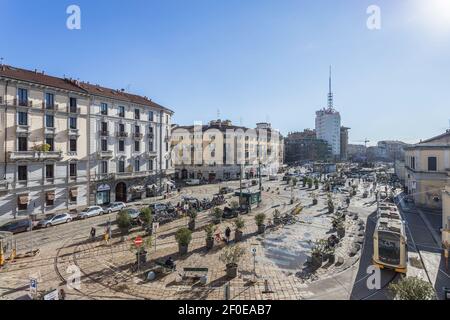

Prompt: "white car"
[104,202,126,214]
[37,213,72,228]
[79,206,104,219]
[185,179,200,186]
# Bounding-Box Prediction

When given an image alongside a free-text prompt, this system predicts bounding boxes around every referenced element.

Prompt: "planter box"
[179,244,188,255]
[257,224,266,234]
[226,263,238,278]
[235,230,243,242]
[310,254,322,270]
[206,237,214,250]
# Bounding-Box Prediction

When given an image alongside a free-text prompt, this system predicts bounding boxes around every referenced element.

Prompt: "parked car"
[149,203,168,213]
[185,179,200,186]
[124,208,140,221]
[0,219,32,234]
[37,213,72,228]
[222,207,239,219]
[104,202,126,214]
[219,187,234,194]
[79,206,104,219]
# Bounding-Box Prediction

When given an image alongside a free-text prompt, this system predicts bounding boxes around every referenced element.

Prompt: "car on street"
[36,213,73,228]
[185,179,201,186]
[104,202,126,214]
[0,219,32,234]
[219,186,234,194]
[149,203,168,213]
[79,206,105,219]
[222,207,239,219]
[124,208,140,220]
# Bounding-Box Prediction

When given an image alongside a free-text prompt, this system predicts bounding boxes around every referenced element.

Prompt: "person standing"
[90,227,96,242]
[225,227,231,244]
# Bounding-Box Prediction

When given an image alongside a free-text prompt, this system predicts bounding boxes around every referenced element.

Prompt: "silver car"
[37,213,73,228]
[104,202,126,214]
[79,206,105,219]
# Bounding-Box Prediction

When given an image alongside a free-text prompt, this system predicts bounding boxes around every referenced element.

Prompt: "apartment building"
[0,65,174,221]
[80,82,173,205]
[171,120,284,182]
[404,130,450,210]
[0,65,90,220]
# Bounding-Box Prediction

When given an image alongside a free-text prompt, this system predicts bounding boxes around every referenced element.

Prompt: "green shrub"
[255,213,266,226]
[234,217,245,230]
[388,276,435,300]
[117,210,131,230]
[175,227,192,246]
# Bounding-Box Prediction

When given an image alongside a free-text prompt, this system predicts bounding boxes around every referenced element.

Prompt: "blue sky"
[1,0,449,145]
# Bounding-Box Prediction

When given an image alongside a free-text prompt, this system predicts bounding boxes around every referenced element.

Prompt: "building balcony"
[67,105,81,114]
[14,99,33,107]
[42,102,59,110]
[145,150,158,158]
[115,170,154,179]
[8,151,63,161]
[100,130,109,137]
[91,173,115,182]
[116,131,129,138]
[45,127,56,135]
[148,133,154,139]
[97,150,113,159]
[68,128,80,136]
[133,133,144,140]
[16,125,30,135]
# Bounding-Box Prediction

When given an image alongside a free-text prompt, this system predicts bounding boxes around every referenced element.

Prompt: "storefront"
[131,185,145,200]
[96,184,111,205]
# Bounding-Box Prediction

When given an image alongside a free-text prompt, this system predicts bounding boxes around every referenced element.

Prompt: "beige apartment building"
[171,120,284,182]
[443,176,450,248]
[404,131,450,211]
[0,65,90,220]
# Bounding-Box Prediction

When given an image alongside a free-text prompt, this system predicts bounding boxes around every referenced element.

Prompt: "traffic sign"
[134,236,143,247]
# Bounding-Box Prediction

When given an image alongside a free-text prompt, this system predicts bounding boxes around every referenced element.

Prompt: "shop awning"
[46,191,55,201]
[70,189,78,197]
[131,186,144,193]
[18,195,29,205]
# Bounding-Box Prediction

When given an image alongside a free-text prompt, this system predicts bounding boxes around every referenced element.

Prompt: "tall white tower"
[315,67,341,157]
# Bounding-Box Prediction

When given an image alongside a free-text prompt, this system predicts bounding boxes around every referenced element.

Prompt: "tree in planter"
[388,276,435,300]
[187,208,197,231]
[234,217,245,242]
[211,207,223,225]
[302,176,307,188]
[255,213,266,234]
[219,245,246,278]
[33,143,51,153]
[309,239,335,268]
[204,224,216,250]
[351,185,358,196]
[175,227,192,255]
[314,179,319,190]
[291,177,298,187]
[230,200,240,213]
[309,192,319,205]
[307,178,313,189]
[117,210,132,239]
[140,207,153,230]
[327,193,335,214]
[273,209,281,225]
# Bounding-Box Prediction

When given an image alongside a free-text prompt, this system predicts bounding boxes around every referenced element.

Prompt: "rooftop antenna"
[217,109,221,120]
[327,65,334,110]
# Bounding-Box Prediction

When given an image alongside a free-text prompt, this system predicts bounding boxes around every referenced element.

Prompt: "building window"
[69,188,78,203]
[17,195,28,211]
[18,137,27,151]
[149,140,154,152]
[69,163,77,178]
[135,125,140,134]
[18,88,28,106]
[119,140,125,152]
[45,93,54,109]
[119,106,125,118]
[118,160,125,173]
[148,111,154,122]
[46,164,54,179]
[18,111,28,126]
[101,139,108,152]
[45,192,55,207]
[134,159,140,172]
[119,123,125,133]
[101,122,108,135]
[135,140,140,152]
[428,157,437,172]
[100,103,108,115]
[46,137,54,151]
[410,156,416,170]
[134,109,140,120]
[166,115,169,123]
[148,160,153,171]
[100,161,108,174]
[18,165,27,181]
[69,117,77,129]
[70,138,77,152]
[46,114,54,128]
[69,97,77,113]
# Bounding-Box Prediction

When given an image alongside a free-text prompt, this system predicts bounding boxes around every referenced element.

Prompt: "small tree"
[175,227,192,247]
[219,245,245,266]
[302,176,307,187]
[273,209,281,220]
[212,207,223,224]
[307,178,313,189]
[140,207,153,226]
[255,213,266,227]
[117,210,131,232]
[188,208,197,221]
[204,224,216,239]
[291,177,298,187]
[314,179,319,189]
[388,276,435,300]
[234,217,245,230]
[230,201,239,212]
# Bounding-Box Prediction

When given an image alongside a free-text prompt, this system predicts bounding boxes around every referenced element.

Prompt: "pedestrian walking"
[59,288,66,300]
[225,227,231,244]
[90,227,96,241]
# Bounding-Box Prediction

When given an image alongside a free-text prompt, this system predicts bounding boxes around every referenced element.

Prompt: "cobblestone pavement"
[0,179,378,300]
